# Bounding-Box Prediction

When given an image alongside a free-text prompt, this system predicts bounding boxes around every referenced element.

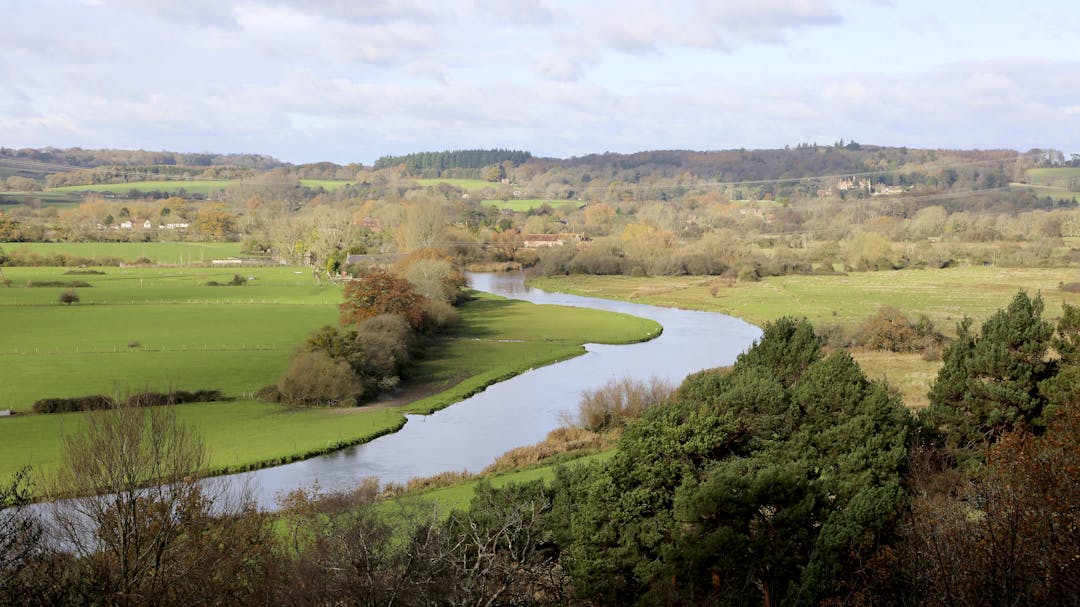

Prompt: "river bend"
[229,272,761,509]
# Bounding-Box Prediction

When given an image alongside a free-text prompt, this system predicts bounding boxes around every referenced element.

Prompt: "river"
[224,272,762,509]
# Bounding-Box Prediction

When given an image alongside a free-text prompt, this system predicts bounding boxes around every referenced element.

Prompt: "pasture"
[415,178,494,192]
[1,191,83,208]
[0,266,343,410]
[530,266,1080,408]
[481,198,583,212]
[50,179,230,197]
[0,400,408,485]
[1026,167,1080,190]
[3,241,244,264]
[0,261,660,489]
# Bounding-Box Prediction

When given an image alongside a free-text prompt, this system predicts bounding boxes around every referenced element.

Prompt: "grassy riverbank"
[0,271,660,488]
[529,267,1080,408]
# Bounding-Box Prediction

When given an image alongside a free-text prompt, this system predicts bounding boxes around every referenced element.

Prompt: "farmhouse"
[521,233,587,249]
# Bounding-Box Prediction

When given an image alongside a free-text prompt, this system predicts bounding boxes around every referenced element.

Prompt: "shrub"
[420,298,460,332]
[32,395,115,414]
[58,290,80,306]
[857,305,945,352]
[276,351,362,407]
[124,390,226,407]
[30,281,90,288]
[568,376,675,432]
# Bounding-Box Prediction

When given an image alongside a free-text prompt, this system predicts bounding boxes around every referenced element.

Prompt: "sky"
[1,0,1078,164]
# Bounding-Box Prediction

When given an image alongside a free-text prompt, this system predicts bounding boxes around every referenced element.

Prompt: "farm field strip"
[480,198,583,211]
[2,240,245,262]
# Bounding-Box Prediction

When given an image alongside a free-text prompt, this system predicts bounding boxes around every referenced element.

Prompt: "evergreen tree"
[923,292,1056,462]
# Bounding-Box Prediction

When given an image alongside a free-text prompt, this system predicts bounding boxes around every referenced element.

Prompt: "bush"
[32,395,115,414]
[124,390,226,407]
[568,376,675,432]
[206,274,247,287]
[276,351,362,406]
[58,290,80,306]
[420,298,460,332]
[32,390,227,413]
[857,305,945,352]
[29,281,90,288]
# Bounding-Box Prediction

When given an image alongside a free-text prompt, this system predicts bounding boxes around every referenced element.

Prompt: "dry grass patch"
[849,349,941,410]
[484,426,617,473]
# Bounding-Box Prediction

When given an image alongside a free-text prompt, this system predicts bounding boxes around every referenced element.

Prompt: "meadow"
[1,191,83,207]
[1026,166,1080,189]
[480,198,583,212]
[530,266,1080,408]
[50,180,231,196]
[414,178,494,192]
[3,241,244,263]
[0,256,659,489]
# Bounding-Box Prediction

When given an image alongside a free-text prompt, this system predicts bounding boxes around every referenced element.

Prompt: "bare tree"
[49,405,280,606]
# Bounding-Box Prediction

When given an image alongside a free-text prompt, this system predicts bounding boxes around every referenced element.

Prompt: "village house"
[521,233,587,249]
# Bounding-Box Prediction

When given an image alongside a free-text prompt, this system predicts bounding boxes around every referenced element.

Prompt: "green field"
[1025,167,1080,191]
[415,178,494,192]
[530,267,1080,409]
[402,293,661,414]
[389,449,616,515]
[0,265,659,489]
[1,191,83,207]
[3,241,244,263]
[481,199,583,212]
[1,400,408,487]
[0,266,343,410]
[530,267,1080,332]
[50,180,231,196]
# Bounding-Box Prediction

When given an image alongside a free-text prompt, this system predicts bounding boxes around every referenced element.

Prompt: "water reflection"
[227,272,761,509]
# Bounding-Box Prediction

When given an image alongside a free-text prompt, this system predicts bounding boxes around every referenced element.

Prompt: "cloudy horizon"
[2,0,1077,164]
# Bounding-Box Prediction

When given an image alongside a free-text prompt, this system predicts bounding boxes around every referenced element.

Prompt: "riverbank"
[0,288,661,493]
[527,267,1080,408]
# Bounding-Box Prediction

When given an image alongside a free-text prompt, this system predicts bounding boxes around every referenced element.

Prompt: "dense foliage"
[374,148,531,173]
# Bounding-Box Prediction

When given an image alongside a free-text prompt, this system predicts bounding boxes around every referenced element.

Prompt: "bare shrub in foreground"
[567,376,675,432]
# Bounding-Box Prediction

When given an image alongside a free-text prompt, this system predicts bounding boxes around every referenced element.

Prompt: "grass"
[0,401,408,487]
[0,266,345,410]
[529,266,1080,409]
[397,449,616,514]
[403,293,661,414]
[529,267,1080,333]
[50,180,230,196]
[2,241,244,263]
[1026,167,1080,187]
[1010,183,1078,200]
[414,178,494,192]
[481,199,583,212]
[0,271,658,492]
[1,191,83,207]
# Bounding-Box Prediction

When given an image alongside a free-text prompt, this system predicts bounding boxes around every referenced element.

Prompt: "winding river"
[228,272,762,510]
